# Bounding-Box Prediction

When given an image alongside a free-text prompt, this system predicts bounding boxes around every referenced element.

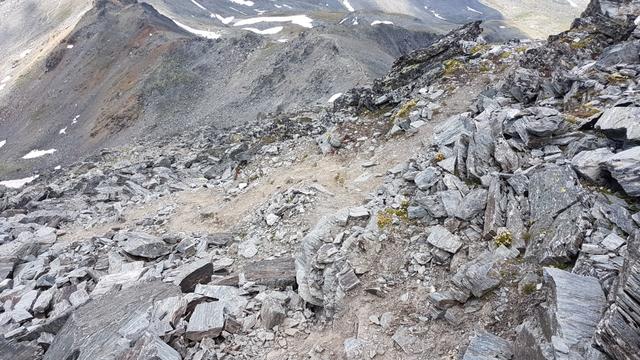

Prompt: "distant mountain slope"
[0,0,437,178]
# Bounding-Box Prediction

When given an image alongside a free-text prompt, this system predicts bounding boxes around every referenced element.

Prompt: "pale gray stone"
[427,225,462,254]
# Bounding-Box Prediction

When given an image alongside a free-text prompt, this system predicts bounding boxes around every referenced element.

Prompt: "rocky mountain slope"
[0,0,591,181]
[1,0,640,359]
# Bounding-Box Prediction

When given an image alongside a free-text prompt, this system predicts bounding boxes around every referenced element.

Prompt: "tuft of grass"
[377,212,393,228]
[334,173,346,187]
[434,152,446,162]
[569,37,593,49]
[498,51,512,60]
[470,44,489,55]
[522,283,537,295]
[607,73,630,84]
[443,59,464,76]
[394,99,417,119]
[494,230,513,248]
[568,104,600,118]
[377,200,410,228]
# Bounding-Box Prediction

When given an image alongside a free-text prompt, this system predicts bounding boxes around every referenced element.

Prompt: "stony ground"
[2,1,640,360]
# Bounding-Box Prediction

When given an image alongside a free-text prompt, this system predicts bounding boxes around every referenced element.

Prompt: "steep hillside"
[1,1,640,359]
[0,0,437,178]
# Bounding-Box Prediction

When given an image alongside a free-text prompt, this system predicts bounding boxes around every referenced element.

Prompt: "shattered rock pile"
[2,0,640,359]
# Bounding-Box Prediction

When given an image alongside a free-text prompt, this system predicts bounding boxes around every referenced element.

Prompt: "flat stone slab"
[427,225,462,254]
[543,267,606,351]
[44,282,180,360]
[186,301,225,341]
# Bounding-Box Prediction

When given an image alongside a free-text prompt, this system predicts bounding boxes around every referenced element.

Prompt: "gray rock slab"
[186,301,225,341]
[605,147,640,197]
[543,268,606,351]
[595,106,640,141]
[427,225,462,254]
[43,282,180,360]
[121,232,172,259]
[463,330,513,360]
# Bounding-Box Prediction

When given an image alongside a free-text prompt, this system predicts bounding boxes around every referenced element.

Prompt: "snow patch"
[466,6,483,14]
[371,20,393,26]
[242,26,283,35]
[213,14,235,24]
[54,165,62,170]
[190,0,208,11]
[430,10,446,20]
[72,115,79,124]
[277,38,289,43]
[22,149,57,159]
[340,0,355,12]
[0,140,5,149]
[0,175,39,189]
[66,44,74,49]
[172,20,221,39]
[566,0,578,8]
[328,93,343,103]
[59,127,67,135]
[234,15,314,28]
[229,0,254,6]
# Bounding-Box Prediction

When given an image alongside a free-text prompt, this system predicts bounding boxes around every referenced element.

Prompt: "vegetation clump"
[394,99,417,119]
[443,59,464,76]
[522,283,537,295]
[376,200,410,228]
[434,152,446,162]
[494,230,513,248]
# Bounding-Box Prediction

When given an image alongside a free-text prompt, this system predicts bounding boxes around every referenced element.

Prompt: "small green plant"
[433,152,446,162]
[494,230,513,248]
[498,51,512,59]
[522,283,537,295]
[443,59,464,75]
[522,231,531,243]
[549,262,571,270]
[334,173,346,187]
[377,212,393,228]
[394,99,417,119]
[470,44,489,55]
[377,201,410,228]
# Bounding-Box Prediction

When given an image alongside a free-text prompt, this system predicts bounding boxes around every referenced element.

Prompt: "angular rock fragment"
[194,284,247,316]
[0,337,41,360]
[414,167,440,190]
[186,301,225,341]
[120,232,172,259]
[91,268,147,297]
[571,148,614,184]
[605,147,640,197]
[122,332,181,360]
[543,268,606,355]
[260,298,286,330]
[595,230,640,360]
[463,330,513,360]
[44,282,180,360]
[455,188,488,221]
[595,107,640,142]
[452,246,518,298]
[427,225,462,254]
[173,259,213,293]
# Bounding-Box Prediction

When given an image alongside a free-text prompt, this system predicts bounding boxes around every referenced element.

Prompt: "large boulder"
[595,230,640,360]
[44,282,180,360]
[463,331,513,360]
[605,146,640,197]
[595,107,640,142]
[544,268,606,357]
[571,148,614,184]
